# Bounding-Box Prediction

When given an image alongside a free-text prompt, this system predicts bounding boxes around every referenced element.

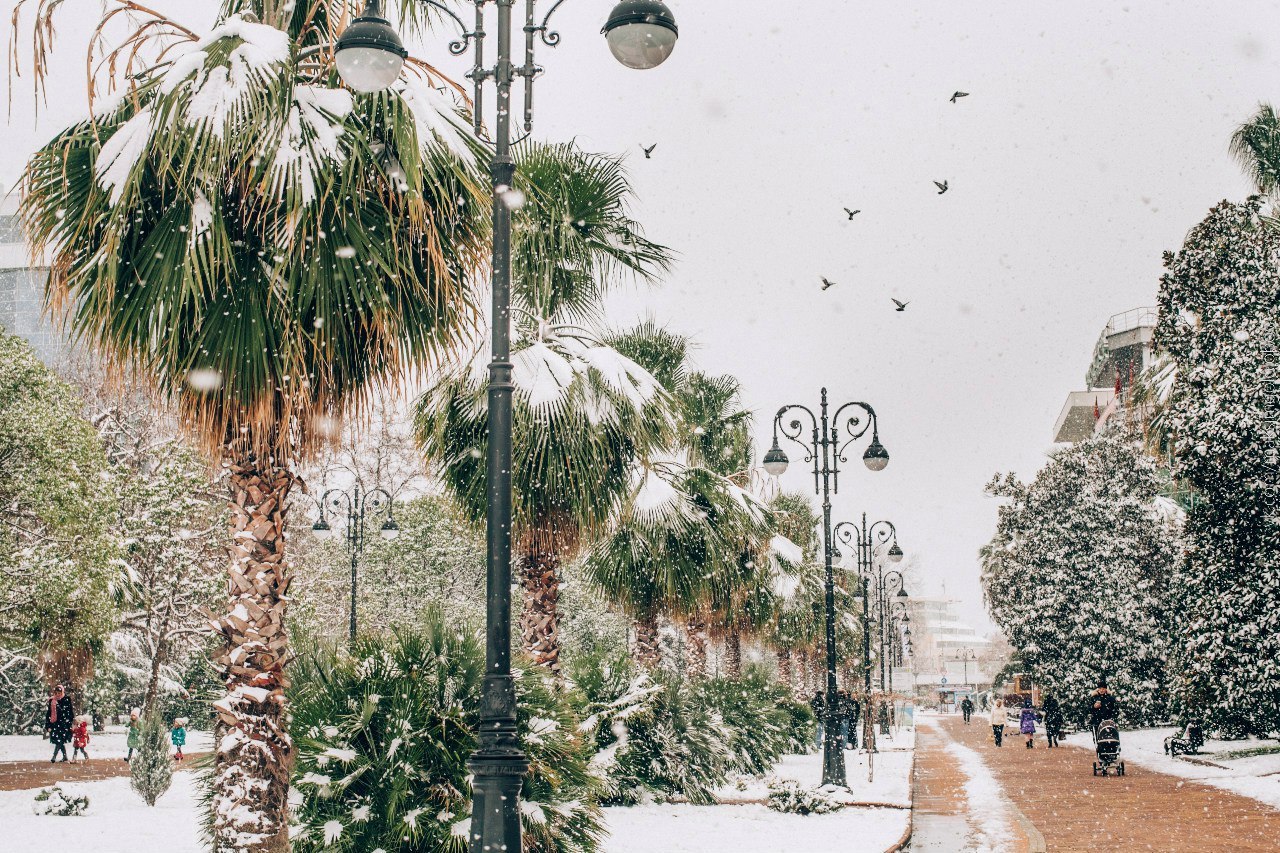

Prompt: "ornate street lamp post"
[763,388,889,788]
[953,646,978,691]
[834,514,904,746]
[311,484,400,647]
[334,3,678,850]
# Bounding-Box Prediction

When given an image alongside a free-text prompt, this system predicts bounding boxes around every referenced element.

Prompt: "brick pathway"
[0,754,207,791]
[912,715,1033,850]
[923,713,1280,852]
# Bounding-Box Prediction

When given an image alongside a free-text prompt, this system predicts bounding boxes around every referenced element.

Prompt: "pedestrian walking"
[961,696,974,724]
[1088,678,1118,734]
[170,717,188,761]
[989,697,1006,747]
[1042,694,1064,748]
[809,691,826,751]
[44,685,73,763]
[1019,698,1039,749]
[846,694,861,750]
[71,714,91,762]
[125,708,142,762]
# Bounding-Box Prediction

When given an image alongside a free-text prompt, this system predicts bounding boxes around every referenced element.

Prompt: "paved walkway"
[0,754,207,791]
[915,713,1280,852]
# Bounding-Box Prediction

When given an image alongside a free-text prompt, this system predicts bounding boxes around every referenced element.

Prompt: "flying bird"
[821,277,837,291]
[892,298,909,312]
[844,207,861,219]
[950,91,969,103]
[642,143,657,159]
[934,180,949,194]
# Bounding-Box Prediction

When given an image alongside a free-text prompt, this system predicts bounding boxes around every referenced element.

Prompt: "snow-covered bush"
[701,667,795,775]
[130,713,173,806]
[1155,197,1280,735]
[981,429,1178,726]
[573,652,729,805]
[32,785,90,816]
[765,778,844,815]
[287,619,603,853]
[572,653,797,805]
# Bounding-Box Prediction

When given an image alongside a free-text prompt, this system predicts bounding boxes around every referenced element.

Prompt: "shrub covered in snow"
[701,667,797,775]
[287,619,603,853]
[32,785,90,816]
[765,778,845,815]
[572,653,800,805]
[130,713,174,806]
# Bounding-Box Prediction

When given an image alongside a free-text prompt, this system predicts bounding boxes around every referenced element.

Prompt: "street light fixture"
[834,514,908,739]
[335,4,678,850]
[312,484,397,647]
[765,389,888,787]
[602,0,680,69]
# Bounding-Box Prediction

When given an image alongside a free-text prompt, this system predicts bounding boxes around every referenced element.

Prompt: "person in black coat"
[1088,679,1119,734]
[810,691,826,750]
[1042,694,1064,747]
[45,685,74,763]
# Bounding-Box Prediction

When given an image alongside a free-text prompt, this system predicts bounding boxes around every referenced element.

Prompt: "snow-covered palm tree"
[415,143,674,675]
[17,2,489,848]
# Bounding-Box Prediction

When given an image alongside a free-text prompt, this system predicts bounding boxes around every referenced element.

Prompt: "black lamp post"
[834,514,904,748]
[334,4,677,851]
[311,484,399,647]
[953,646,978,691]
[763,388,889,788]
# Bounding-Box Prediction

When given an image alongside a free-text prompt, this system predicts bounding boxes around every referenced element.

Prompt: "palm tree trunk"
[777,648,794,696]
[520,549,562,676]
[796,650,809,694]
[684,617,709,680]
[210,453,295,853]
[633,610,662,670]
[723,631,742,679]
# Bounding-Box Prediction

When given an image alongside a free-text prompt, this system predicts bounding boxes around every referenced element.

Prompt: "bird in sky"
[892,298,909,312]
[821,277,837,291]
[934,180,949,194]
[642,143,657,159]
[844,207,861,219]
[950,91,969,103]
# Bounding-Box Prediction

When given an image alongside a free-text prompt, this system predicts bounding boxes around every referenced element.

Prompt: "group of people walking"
[981,680,1118,749]
[43,685,189,763]
[809,689,863,750]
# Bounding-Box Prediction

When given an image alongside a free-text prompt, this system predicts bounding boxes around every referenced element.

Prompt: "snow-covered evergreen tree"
[981,429,1178,725]
[130,713,173,806]
[1155,197,1280,734]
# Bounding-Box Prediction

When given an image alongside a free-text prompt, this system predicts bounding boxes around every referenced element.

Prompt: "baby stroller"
[1092,719,1125,777]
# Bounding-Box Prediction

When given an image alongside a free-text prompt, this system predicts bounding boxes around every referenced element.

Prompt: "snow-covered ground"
[0,773,204,853]
[1,728,915,853]
[713,726,914,806]
[0,726,213,762]
[603,727,915,853]
[1063,726,1280,809]
[602,802,907,853]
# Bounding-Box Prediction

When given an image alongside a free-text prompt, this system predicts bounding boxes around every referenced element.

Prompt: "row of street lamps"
[763,389,912,787]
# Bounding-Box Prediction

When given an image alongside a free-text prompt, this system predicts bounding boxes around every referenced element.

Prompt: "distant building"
[1051,306,1157,443]
[907,596,994,693]
[0,192,61,364]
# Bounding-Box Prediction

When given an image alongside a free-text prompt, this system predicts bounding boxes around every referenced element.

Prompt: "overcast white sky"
[6,1,1280,631]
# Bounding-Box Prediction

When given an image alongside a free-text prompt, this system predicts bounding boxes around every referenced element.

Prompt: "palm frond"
[1230,103,1280,197]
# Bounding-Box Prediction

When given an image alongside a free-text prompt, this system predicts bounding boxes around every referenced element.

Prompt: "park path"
[0,754,208,791]
[918,713,1280,852]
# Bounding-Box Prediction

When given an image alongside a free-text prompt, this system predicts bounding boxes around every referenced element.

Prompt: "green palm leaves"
[1231,103,1280,198]
[21,10,488,458]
